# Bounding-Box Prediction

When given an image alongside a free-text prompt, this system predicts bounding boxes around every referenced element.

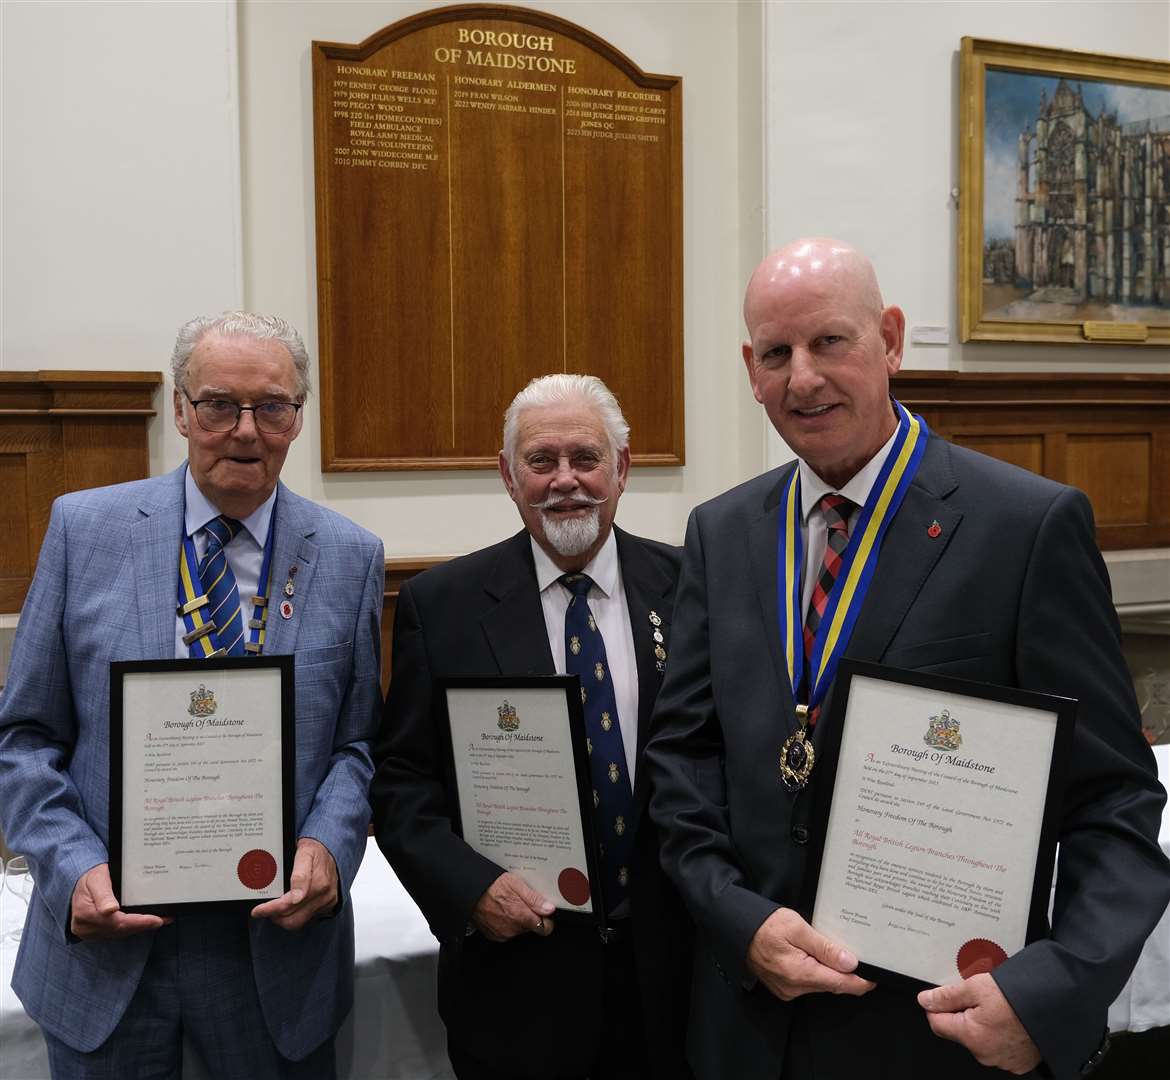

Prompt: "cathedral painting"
[981,69,1170,327]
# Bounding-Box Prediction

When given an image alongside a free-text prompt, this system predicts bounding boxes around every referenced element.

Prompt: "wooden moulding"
[313,4,684,471]
[0,371,163,613]
[893,371,1170,550]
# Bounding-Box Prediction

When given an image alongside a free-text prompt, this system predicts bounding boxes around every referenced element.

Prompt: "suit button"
[791,824,809,845]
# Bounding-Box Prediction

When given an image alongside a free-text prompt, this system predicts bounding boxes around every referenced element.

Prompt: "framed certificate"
[109,656,295,911]
[804,659,1075,992]
[439,676,604,925]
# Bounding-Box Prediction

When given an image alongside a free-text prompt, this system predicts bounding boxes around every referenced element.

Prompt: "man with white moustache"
[371,374,691,1080]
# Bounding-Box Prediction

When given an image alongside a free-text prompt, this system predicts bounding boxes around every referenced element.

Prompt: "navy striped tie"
[198,516,246,657]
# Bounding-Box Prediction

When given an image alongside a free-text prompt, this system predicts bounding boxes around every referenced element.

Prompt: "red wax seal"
[956,938,1007,978]
[558,867,591,906]
[238,849,277,890]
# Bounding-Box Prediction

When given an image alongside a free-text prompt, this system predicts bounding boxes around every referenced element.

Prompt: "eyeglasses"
[186,396,303,434]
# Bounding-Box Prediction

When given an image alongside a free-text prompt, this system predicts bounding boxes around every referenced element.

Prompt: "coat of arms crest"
[497,700,520,732]
[188,684,216,718]
[924,708,962,751]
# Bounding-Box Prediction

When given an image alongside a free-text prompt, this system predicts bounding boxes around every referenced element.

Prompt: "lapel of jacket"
[615,527,676,837]
[131,467,187,660]
[479,531,555,675]
[845,436,962,663]
[747,464,800,719]
[614,526,675,762]
[260,483,319,657]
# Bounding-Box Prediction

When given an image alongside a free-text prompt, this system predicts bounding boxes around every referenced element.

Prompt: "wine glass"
[4,855,32,942]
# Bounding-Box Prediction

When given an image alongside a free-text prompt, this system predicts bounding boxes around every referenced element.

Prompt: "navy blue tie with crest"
[560,572,635,913]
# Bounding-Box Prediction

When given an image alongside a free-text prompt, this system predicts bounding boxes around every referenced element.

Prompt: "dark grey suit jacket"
[371,526,691,1079]
[645,435,1170,1080]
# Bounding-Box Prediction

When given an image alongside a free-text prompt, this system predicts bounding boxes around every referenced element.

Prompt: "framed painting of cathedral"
[959,38,1169,345]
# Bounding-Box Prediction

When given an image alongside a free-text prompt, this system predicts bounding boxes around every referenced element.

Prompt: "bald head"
[743,238,885,330]
[740,237,905,489]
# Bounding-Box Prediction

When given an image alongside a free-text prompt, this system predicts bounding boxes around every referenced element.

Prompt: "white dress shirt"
[531,531,640,787]
[173,466,277,657]
[798,425,899,621]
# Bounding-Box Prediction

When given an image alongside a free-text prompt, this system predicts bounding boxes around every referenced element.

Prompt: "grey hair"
[171,312,311,399]
[502,373,630,470]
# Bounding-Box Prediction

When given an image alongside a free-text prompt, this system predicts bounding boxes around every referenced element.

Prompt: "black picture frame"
[800,658,1075,993]
[437,674,605,928]
[109,655,296,914]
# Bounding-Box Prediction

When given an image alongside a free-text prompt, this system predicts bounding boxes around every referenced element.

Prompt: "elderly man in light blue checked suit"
[0,313,385,1078]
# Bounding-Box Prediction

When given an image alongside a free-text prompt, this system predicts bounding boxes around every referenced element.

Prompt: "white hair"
[501,374,630,469]
[171,312,311,399]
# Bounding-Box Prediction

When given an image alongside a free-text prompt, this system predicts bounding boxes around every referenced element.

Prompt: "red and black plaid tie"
[803,493,856,663]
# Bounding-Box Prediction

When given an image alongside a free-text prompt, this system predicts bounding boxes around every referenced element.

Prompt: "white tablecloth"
[1106,744,1170,1034]
[1,837,454,1080]
[4,757,1170,1078]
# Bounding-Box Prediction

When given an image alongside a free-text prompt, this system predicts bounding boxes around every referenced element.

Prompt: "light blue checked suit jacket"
[0,465,384,1060]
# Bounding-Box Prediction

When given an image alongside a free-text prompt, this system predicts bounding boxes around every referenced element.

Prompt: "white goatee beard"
[540,505,601,557]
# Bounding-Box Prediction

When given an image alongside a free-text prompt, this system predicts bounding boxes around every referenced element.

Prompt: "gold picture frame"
[958,37,1169,345]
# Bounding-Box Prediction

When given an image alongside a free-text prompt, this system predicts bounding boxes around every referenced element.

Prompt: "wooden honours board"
[312,4,683,470]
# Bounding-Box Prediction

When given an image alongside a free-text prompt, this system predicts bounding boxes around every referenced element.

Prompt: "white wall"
[762,0,1170,465]
[765,1,1170,364]
[0,0,243,470]
[4,1,1167,557]
[238,0,763,555]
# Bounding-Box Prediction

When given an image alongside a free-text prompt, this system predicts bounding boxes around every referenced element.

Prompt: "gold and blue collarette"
[776,399,929,791]
[176,516,276,658]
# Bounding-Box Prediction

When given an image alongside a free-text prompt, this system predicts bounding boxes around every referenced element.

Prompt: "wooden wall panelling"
[892,372,1170,550]
[313,5,684,470]
[381,556,451,694]
[0,372,162,614]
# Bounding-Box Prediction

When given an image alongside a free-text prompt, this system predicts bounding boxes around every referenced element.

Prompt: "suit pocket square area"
[882,631,992,671]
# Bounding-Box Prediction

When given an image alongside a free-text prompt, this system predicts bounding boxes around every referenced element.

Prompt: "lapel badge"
[927,520,942,539]
[649,612,666,671]
[279,599,294,620]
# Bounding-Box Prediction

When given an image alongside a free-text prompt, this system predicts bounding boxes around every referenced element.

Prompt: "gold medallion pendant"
[780,704,815,791]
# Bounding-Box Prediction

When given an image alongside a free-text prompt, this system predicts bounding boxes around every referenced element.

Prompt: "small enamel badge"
[928,520,942,538]
[648,611,662,627]
[279,599,294,620]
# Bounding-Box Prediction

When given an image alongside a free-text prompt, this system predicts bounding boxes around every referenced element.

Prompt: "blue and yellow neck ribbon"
[777,399,929,721]
[177,514,276,658]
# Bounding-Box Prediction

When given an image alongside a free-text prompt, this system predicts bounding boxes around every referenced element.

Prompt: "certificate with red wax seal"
[109,656,295,911]
[439,676,604,926]
[801,660,1075,992]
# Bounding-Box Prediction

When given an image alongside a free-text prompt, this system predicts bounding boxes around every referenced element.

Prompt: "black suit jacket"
[644,435,1170,1080]
[372,526,690,1078]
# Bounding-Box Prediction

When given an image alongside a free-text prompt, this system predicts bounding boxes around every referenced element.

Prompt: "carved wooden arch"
[314,4,678,91]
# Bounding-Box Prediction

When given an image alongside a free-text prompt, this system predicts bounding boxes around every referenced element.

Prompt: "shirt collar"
[531,528,619,598]
[183,463,276,547]
[798,421,900,524]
